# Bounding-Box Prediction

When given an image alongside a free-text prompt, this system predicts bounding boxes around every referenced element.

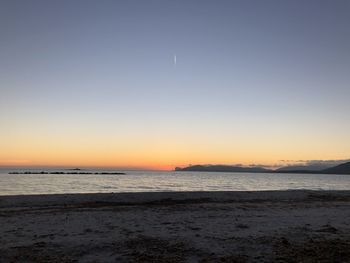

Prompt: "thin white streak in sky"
[174,54,177,66]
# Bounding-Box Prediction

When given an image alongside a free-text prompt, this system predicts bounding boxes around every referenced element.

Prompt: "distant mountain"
[274,169,321,174]
[175,165,271,173]
[276,165,324,172]
[175,161,350,175]
[322,162,350,175]
[276,161,350,175]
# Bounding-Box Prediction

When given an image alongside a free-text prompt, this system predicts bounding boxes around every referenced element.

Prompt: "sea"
[1,168,350,196]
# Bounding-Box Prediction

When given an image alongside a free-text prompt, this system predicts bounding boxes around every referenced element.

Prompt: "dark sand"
[1,191,350,262]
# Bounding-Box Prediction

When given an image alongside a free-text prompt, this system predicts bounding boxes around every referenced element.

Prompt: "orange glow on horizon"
[2,122,350,170]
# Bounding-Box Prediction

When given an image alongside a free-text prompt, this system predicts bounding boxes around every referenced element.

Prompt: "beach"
[1,190,350,262]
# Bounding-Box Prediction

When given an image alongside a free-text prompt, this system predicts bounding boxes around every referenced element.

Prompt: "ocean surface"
[1,168,350,195]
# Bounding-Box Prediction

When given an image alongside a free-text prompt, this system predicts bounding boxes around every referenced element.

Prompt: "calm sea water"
[0,169,350,196]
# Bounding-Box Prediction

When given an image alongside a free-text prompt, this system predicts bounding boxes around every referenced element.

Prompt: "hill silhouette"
[175,161,350,175]
[322,162,350,174]
[175,165,271,173]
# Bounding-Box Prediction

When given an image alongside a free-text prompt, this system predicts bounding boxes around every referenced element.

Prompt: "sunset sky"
[1,0,350,170]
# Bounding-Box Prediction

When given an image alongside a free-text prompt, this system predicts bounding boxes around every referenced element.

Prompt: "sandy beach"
[1,190,350,262]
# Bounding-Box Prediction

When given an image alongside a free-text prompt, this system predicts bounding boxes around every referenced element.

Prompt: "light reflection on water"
[0,169,349,195]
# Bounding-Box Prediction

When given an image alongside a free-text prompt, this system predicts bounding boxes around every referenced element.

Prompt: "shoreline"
[1,190,350,262]
[1,190,350,208]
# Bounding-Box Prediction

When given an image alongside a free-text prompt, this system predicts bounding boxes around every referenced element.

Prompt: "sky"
[1,0,350,170]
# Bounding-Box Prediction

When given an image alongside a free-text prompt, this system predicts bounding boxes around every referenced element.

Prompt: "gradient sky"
[1,0,350,169]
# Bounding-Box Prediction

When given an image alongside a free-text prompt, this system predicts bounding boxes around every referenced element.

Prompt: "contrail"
[174,54,177,66]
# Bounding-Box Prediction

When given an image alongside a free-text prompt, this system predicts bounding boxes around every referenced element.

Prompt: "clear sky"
[1,0,350,169]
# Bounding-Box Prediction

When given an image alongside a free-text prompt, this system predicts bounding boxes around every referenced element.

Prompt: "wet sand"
[1,190,350,262]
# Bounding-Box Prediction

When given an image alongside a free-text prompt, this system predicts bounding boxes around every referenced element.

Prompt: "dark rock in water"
[9,171,125,175]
